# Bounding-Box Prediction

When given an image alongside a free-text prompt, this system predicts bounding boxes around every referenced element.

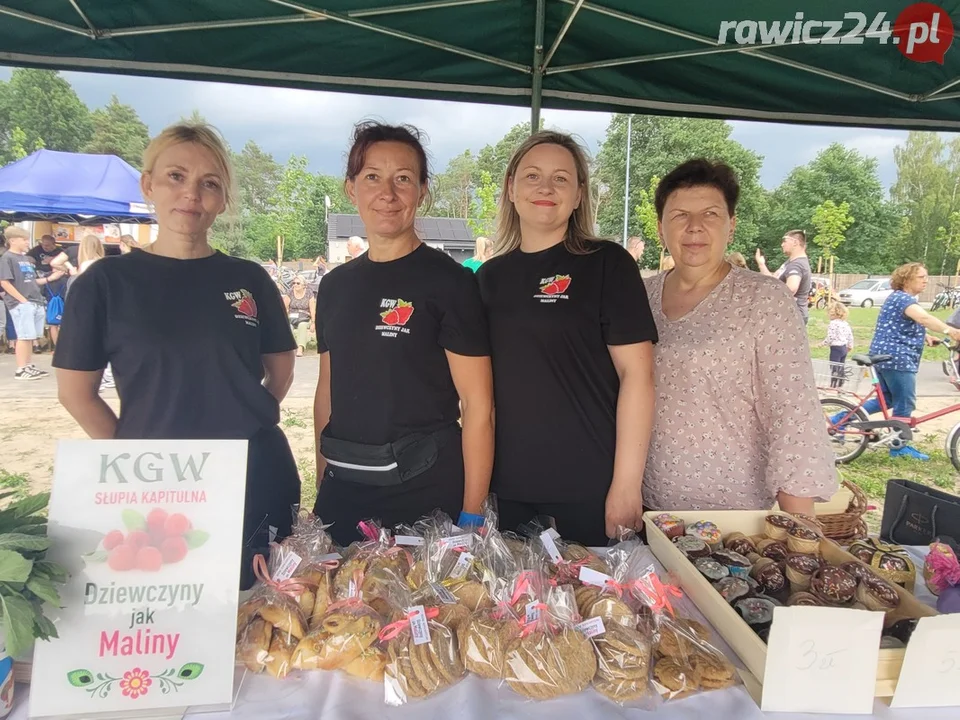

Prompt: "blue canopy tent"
[0,149,154,223]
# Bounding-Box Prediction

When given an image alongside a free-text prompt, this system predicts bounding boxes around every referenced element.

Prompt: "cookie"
[692,648,736,690]
[435,603,470,632]
[594,677,652,702]
[586,595,637,628]
[264,630,298,679]
[452,580,492,611]
[653,657,697,693]
[237,617,272,672]
[343,646,386,682]
[458,614,519,679]
[387,638,427,699]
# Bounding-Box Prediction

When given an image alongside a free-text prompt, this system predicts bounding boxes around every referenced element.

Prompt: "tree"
[0,69,92,163]
[891,133,960,271]
[632,176,660,265]
[233,141,282,216]
[468,171,498,237]
[596,115,764,250]
[433,150,476,218]
[811,200,854,263]
[83,95,150,167]
[762,143,898,273]
[474,120,543,189]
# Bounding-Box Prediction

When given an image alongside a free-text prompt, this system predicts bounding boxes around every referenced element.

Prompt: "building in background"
[326,214,475,264]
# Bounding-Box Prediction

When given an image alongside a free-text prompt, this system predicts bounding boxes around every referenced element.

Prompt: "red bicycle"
[821,339,960,468]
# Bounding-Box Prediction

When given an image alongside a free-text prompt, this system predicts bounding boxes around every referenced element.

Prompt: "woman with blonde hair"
[830,262,960,460]
[53,123,299,587]
[462,236,489,273]
[477,131,657,544]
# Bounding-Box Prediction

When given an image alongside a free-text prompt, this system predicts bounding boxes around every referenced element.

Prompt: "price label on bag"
[394,535,423,547]
[761,606,883,714]
[407,605,431,646]
[525,602,541,624]
[892,615,960,708]
[448,552,474,581]
[439,533,475,550]
[540,530,563,563]
[575,617,605,639]
[273,550,302,582]
[578,566,613,587]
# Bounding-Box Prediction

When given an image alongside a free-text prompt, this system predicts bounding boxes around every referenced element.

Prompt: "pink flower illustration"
[120,668,152,699]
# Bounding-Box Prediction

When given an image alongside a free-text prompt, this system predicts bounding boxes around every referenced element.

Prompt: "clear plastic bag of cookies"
[516,517,610,586]
[629,564,740,701]
[275,511,343,629]
[391,522,427,589]
[419,513,491,612]
[456,576,522,680]
[502,584,598,701]
[332,519,414,617]
[292,564,385,672]
[235,551,310,677]
[380,582,467,705]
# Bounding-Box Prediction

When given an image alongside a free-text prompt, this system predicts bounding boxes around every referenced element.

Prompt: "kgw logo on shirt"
[377,298,414,337]
[535,274,571,303]
[224,289,259,327]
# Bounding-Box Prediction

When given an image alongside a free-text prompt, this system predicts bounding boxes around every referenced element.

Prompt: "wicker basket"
[817,480,868,543]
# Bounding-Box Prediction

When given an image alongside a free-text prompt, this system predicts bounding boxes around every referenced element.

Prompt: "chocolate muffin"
[856,574,900,612]
[712,549,752,578]
[786,524,822,555]
[735,596,776,635]
[673,535,711,559]
[839,561,872,582]
[714,576,752,605]
[810,567,857,605]
[785,553,821,590]
[751,559,788,597]
[757,539,789,563]
[694,558,730,582]
[764,514,795,541]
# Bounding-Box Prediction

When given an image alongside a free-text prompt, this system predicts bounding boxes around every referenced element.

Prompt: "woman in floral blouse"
[643,159,837,515]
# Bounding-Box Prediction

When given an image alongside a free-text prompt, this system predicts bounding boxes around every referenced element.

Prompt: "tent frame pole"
[530,0,545,132]
[543,0,584,70]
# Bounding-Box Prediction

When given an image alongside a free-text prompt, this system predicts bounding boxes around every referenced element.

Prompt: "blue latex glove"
[458,511,485,530]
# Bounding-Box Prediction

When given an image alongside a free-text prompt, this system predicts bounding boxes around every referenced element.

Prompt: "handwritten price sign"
[761,606,883,714]
[892,615,960,708]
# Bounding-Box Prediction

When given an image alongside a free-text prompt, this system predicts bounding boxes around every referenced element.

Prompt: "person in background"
[313,122,493,545]
[477,131,656,544]
[726,251,747,269]
[54,122,299,588]
[118,233,140,254]
[282,275,316,357]
[462,236,490,273]
[29,235,67,351]
[345,235,366,262]
[627,235,645,266]
[644,158,836,516]
[823,302,855,388]
[0,233,9,352]
[755,229,813,324]
[830,263,960,460]
[0,226,64,379]
[49,240,80,277]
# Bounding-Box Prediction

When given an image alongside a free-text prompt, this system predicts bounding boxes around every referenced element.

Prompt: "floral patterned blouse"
[643,267,838,511]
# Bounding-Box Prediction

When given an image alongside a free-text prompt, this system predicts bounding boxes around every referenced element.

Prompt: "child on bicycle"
[823,302,854,388]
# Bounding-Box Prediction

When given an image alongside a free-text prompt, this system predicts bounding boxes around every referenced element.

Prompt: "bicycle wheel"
[820,397,870,464]
[947,423,960,473]
[815,297,827,310]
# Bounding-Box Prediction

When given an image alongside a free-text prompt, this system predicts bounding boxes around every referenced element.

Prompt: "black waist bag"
[880,479,960,546]
[320,424,460,487]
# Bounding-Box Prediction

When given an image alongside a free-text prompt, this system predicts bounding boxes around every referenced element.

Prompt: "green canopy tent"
[1,0,959,129]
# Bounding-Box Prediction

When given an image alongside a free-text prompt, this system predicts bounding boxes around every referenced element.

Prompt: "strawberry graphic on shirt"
[232,289,258,319]
[380,299,414,326]
[540,275,572,295]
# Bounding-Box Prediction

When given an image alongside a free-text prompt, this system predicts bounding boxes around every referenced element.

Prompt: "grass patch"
[807,307,954,362]
[298,457,317,511]
[281,410,308,429]
[0,469,30,502]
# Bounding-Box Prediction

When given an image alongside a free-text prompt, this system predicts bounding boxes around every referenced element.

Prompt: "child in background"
[823,302,855,388]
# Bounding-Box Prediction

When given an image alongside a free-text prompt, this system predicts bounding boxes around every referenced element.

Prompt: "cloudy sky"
[1,66,924,190]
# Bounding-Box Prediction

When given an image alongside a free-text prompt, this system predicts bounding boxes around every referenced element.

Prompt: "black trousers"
[829,345,848,388]
[496,494,609,548]
[240,424,302,589]
[313,433,464,547]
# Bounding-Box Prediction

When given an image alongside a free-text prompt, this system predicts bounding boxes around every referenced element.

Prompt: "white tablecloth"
[10,546,953,720]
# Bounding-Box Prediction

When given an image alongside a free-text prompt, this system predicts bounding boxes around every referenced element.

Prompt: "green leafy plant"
[0,492,68,657]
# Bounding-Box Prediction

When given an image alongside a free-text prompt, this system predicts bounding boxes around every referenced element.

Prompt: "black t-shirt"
[27,243,64,275]
[316,244,489,446]
[477,240,658,503]
[53,250,295,440]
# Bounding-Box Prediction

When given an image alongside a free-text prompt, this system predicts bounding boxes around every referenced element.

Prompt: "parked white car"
[837,277,893,308]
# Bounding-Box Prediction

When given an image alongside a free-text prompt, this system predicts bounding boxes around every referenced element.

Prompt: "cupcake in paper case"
[764,514,795,541]
[651,513,685,540]
[685,521,722,551]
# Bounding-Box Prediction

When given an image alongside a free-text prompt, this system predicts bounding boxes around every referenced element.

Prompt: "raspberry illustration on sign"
[380,299,415,326]
[540,275,572,295]
[92,508,209,572]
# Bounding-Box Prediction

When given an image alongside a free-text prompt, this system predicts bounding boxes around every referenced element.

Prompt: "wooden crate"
[643,510,936,698]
